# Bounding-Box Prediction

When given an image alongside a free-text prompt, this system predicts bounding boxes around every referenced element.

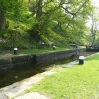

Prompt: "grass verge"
[18,47,70,54]
[0,47,70,55]
[25,53,99,99]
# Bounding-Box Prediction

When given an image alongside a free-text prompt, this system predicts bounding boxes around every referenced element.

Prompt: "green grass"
[0,47,70,55]
[25,53,99,99]
[18,47,70,54]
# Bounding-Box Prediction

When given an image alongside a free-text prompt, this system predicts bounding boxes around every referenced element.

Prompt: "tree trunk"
[0,9,6,29]
[36,0,43,19]
[28,0,31,3]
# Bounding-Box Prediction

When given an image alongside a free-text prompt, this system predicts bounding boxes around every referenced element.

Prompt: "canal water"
[0,52,96,88]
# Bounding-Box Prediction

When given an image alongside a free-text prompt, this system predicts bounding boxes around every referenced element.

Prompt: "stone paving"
[14,92,50,99]
[0,93,8,99]
[0,71,56,99]
[57,61,79,67]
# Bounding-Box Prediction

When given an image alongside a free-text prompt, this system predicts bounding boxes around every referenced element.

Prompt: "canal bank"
[0,52,98,99]
[0,60,81,99]
[0,48,85,88]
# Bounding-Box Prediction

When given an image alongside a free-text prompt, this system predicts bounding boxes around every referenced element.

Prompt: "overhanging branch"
[65,0,89,29]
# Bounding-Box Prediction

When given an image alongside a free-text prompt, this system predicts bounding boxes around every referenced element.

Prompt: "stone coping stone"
[14,92,50,99]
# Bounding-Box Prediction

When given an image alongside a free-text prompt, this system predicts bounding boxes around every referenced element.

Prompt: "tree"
[28,0,93,42]
[90,9,99,47]
[0,0,27,29]
[36,0,43,19]
[0,1,7,29]
[0,0,94,49]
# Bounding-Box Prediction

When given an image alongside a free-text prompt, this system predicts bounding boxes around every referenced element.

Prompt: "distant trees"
[88,8,99,47]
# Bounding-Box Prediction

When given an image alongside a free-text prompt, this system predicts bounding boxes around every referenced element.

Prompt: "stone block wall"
[0,48,85,73]
[36,48,85,66]
[0,54,36,73]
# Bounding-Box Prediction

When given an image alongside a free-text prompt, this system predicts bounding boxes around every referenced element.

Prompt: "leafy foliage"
[0,0,94,50]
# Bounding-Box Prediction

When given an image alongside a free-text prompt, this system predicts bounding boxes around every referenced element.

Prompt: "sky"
[86,0,99,27]
[92,0,99,7]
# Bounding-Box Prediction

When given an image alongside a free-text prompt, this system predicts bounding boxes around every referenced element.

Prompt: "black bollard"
[14,48,18,55]
[79,56,84,65]
[53,46,56,50]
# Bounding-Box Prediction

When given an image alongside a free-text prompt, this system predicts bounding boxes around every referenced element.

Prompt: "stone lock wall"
[36,48,85,66]
[0,54,36,73]
[0,48,85,73]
